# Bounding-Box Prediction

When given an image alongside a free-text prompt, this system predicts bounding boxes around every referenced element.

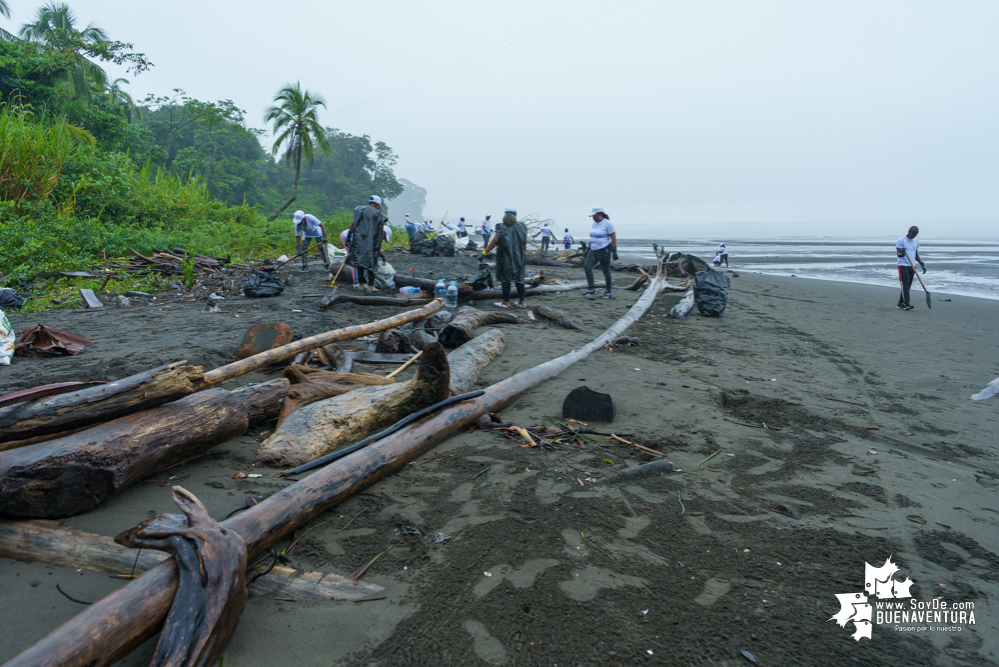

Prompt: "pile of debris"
[104,248,247,280]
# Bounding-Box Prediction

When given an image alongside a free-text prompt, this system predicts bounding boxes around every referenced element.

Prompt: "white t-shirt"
[457,220,466,232]
[896,236,919,266]
[441,222,457,232]
[295,214,323,238]
[540,225,553,238]
[482,219,492,234]
[563,233,574,245]
[719,245,728,256]
[589,218,616,251]
[383,225,391,241]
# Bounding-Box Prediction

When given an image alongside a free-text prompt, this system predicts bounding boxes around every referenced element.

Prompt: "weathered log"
[255,343,451,468]
[438,307,527,348]
[0,519,383,601]
[531,305,584,331]
[668,288,695,320]
[445,329,505,394]
[375,328,418,354]
[0,362,205,448]
[319,291,432,310]
[624,272,650,291]
[466,279,590,301]
[0,382,105,409]
[0,380,289,518]
[525,255,572,268]
[203,299,443,385]
[410,328,437,349]
[114,486,247,667]
[277,367,395,423]
[1,265,667,667]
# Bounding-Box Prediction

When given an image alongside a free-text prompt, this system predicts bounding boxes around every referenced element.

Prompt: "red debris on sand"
[14,325,93,358]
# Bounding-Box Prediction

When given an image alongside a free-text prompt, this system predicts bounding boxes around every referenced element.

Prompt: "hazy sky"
[7,1,998,237]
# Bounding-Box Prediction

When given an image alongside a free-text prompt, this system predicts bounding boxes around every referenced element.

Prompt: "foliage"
[0,103,93,201]
[264,82,332,220]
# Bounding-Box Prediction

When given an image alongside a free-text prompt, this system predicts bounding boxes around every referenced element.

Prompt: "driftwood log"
[375,328,419,354]
[624,272,650,291]
[0,382,105,409]
[255,343,451,468]
[531,306,584,331]
[319,292,432,310]
[203,299,443,385]
[525,255,572,268]
[466,280,590,301]
[114,486,247,667]
[0,257,666,667]
[277,366,395,424]
[438,307,527,348]
[0,362,205,450]
[442,329,505,394]
[0,380,289,518]
[0,519,383,601]
[668,288,695,319]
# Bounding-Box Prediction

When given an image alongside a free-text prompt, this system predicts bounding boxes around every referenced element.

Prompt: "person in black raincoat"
[346,195,389,292]
[483,207,528,308]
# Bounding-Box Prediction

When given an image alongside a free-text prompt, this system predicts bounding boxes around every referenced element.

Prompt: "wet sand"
[1,253,997,666]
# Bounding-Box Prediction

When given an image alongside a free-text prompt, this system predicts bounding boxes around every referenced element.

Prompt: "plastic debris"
[971,377,999,401]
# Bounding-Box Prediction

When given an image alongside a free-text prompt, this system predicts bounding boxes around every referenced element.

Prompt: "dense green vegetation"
[0,2,409,300]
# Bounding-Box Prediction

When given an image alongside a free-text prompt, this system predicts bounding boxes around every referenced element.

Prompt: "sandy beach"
[1,252,997,666]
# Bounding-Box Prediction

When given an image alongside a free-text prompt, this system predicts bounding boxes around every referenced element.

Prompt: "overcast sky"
[7,1,998,238]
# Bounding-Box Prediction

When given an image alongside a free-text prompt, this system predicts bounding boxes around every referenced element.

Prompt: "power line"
[327,0,639,118]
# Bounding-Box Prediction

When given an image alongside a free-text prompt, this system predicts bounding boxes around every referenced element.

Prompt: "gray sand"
[1,259,997,665]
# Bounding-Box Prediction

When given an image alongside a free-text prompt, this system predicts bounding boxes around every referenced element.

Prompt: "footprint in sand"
[463,620,508,665]
[693,577,731,607]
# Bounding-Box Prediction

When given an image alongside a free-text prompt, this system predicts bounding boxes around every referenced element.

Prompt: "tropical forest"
[0,1,409,306]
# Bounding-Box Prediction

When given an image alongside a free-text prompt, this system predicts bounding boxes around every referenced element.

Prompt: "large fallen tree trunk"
[202,299,443,385]
[1,256,665,667]
[438,306,527,348]
[255,343,451,468]
[277,367,396,424]
[0,519,384,601]
[0,380,288,518]
[466,279,590,302]
[668,288,695,319]
[443,329,505,394]
[0,362,204,450]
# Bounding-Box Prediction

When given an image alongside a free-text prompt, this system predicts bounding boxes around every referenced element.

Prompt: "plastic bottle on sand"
[445,281,459,308]
[435,277,447,302]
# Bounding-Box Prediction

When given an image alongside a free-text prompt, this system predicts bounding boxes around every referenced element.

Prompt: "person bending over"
[293,210,329,271]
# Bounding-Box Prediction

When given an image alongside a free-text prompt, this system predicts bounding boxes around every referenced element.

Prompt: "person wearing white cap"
[483,207,527,308]
[292,210,329,271]
[345,195,389,292]
[480,215,492,246]
[583,207,617,299]
[533,220,555,254]
[404,214,416,240]
[719,243,728,267]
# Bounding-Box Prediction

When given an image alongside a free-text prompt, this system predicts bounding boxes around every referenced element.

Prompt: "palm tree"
[19,2,109,102]
[0,0,16,41]
[264,82,332,221]
[107,77,141,123]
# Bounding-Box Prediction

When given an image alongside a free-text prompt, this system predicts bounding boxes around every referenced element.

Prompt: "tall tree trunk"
[267,140,302,222]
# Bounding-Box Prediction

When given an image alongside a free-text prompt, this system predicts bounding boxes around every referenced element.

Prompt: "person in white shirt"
[383,224,392,244]
[719,243,729,267]
[457,217,467,238]
[292,210,329,271]
[533,221,554,254]
[562,228,574,250]
[583,208,617,299]
[895,226,925,310]
[481,215,492,246]
[439,220,457,234]
[404,214,416,240]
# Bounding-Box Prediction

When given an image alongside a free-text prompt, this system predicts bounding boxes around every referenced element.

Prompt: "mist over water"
[617,237,999,301]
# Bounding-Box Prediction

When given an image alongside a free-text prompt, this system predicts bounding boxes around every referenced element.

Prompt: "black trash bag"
[409,231,429,255]
[434,235,456,257]
[469,265,493,291]
[464,238,478,251]
[694,269,730,317]
[243,270,286,298]
[0,288,25,310]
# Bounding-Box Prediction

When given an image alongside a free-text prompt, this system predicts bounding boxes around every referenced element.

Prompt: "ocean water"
[617,237,999,301]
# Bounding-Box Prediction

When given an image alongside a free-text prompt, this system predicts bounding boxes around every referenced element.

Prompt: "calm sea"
[617,237,999,301]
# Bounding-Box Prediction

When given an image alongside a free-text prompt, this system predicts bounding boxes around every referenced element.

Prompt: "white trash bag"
[374,258,397,292]
[971,377,999,401]
[0,310,15,366]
